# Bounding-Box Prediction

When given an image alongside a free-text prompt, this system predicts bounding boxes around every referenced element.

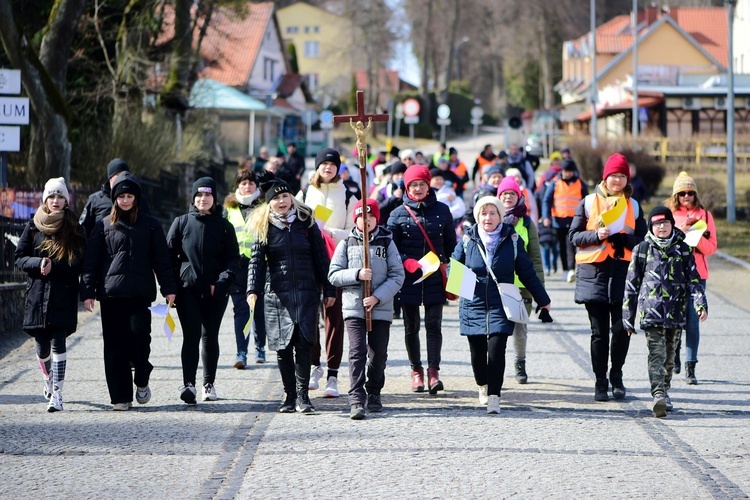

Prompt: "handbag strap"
[404,205,438,257]
[475,233,518,287]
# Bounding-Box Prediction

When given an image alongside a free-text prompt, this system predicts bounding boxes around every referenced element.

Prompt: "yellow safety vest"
[551,178,583,218]
[513,219,529,288]
[575,194,636,264]
[227,207,253,258]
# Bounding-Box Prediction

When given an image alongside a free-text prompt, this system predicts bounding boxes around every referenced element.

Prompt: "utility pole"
[632,0,639,140]
[727,0,737,223]
[590,0,598,148]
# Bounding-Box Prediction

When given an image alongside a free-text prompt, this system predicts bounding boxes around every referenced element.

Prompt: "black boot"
[685,361,697,385]
[278,392,296,413]
[595,378,609,401]
[296,390,315,414]
[610,372,626,400]
[673,338,682,374]
[515,359,528,384]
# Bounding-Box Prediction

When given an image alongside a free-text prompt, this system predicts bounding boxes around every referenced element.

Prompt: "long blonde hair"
[245,196,314,245]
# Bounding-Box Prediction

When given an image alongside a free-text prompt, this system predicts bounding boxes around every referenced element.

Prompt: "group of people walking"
[15,145,715,420]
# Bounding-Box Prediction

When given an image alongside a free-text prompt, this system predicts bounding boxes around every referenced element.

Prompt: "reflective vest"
[227,207,253,258]
[513,219,529,288]
[476,155,494,175]
[551,178,583,218]
[521,187,533,214]
[575,194,636,264]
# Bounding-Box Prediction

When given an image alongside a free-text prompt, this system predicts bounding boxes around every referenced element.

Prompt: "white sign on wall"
[0,126,21,152]
[0,97,30,125]
[0,70,22,95]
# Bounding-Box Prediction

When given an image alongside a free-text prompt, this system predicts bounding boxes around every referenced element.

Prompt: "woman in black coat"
[16,178,86,412]
[246,179,335,414]
[81,173,177,410]
[167,177,240,405]
[386,165,456,394]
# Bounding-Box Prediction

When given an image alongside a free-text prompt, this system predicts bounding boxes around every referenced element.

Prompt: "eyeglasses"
[678,191,695,197]
[652,220,672,228]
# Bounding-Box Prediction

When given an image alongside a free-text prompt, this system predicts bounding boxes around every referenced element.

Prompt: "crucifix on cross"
[333,90,389,331]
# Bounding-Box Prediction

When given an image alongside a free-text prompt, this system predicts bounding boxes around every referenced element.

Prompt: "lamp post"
[632,0,639,139]
[726,0,737,224]
[455,36,469,82]
[590,0,598,148]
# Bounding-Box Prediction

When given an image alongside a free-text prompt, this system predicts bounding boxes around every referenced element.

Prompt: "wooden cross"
[333,90,389,331]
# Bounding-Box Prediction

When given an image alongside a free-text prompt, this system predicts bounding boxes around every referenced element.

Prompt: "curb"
[714,250,750,270]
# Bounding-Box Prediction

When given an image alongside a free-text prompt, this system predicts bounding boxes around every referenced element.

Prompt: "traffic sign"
[320,110,334,124]
[470,118,483,125]
[0,126,21,152]
[0,97,30,125]
[0,70,21,95]
[404,116,419,124]
[402,99,420,117]
[471,106,484,119]
[437,104,451,120]
[436,118,451,126]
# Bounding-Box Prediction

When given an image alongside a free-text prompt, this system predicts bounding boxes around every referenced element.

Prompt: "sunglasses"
[678,191,695,197]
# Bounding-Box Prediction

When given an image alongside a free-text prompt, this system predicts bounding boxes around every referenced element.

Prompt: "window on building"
[264,57,277,81]
[286,26,298,34]
[304,41,320,58]
[304,26,310,34]
[306,73,319,91]
[313,26,320,33]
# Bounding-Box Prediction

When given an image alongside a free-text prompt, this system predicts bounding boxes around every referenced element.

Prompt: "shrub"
[692,176,724,212]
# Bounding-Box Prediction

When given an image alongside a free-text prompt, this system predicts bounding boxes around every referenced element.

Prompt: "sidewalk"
[0,255,748,499]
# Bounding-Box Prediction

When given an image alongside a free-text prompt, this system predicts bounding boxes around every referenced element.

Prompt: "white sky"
[386,0,421,87]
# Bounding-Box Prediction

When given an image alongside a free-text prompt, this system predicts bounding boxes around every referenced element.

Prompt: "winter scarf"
[236,189,261,207]
[269,206,297,230]
[33,205,65,236]
[479,225,504,260]
[503,197,528,226]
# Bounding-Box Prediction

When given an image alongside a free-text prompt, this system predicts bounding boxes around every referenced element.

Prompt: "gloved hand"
[536,305,553,323]
[403,258,422,275]
[608,233,627,259]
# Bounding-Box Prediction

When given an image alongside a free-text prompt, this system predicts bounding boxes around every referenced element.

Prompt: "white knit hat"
[43,177,70,204]
[473,196,505,223]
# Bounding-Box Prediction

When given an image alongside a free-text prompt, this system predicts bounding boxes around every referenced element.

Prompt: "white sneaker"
[323,376,339,398]
[113,402,132,411]
[487,395,500,414]
[309,365,324,390]
[566,270,576,283]
[43,377,54,400]
[47,391,63,412]
[136,385,151,404]
[478,385,489,405]
[202,383,218,401]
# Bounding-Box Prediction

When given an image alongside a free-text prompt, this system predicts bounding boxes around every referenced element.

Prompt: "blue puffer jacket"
[386,189,456,306]
[451,224,550,336]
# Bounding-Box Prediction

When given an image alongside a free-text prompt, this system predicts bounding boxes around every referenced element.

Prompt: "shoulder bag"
[475,234,529,324]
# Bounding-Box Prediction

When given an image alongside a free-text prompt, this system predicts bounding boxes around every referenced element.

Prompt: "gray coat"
[328,227,404,322]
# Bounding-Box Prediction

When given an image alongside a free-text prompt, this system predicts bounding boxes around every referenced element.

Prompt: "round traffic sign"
[320,110,334,124]
[402,98,420,118]
[437,104,451,120]
[471,106,484,119]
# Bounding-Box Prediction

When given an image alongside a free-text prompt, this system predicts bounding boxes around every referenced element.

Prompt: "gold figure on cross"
[350,118,373,154]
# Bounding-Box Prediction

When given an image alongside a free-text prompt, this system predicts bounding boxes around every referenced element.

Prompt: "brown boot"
[411,367,425,393]
[427,367,444,395]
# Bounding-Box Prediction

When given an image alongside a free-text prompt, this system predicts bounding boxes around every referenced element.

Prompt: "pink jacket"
[671,206,717,279]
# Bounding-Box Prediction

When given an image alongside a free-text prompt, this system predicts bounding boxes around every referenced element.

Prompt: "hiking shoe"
[515,360,528,384]
[113,402,132,411]
[594,378,609,402]
[611,376,627,400]
[487,395,500,414]
[652,394,667,418]
[685,362,698,385]
[411,367,425,393]
[664,393,673,411]
[367,394,383,412]
[427,367,444,395]
[309,365,324,390]
[323,377,339,398]
[234,352,247,370]
[278,393,296,413]
[43,377,53,400]
[202,383,218,401]
[135,385,151,404]
[296,393,315,414]
[478,385,489,405]
[180,383,197,405]
[350,404,366,420]
[47,391,63,412]
[255,348,266,364]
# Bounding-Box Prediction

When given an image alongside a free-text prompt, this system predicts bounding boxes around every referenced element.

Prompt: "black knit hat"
[391,161,408,176]
[429,168,445,179]
[561,159,578,172]
[107,158,130,179]
[192,177,217,202]
[262,179,292,203]
[648,205,675,233]
[315,148,341,169]
[111,172,141,202]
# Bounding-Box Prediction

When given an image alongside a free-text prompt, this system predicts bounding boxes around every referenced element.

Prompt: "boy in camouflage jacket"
[623,206,707,418]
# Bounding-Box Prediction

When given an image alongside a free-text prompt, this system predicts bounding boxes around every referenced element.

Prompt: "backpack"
[301,185,356,208]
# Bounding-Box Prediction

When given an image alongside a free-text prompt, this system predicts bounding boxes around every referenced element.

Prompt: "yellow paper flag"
[413,251,441,284]
[683,219,707,247]
[164,311,176,341]
[243,306,256,340]
[600,196,627,233]
[315,205,333,223]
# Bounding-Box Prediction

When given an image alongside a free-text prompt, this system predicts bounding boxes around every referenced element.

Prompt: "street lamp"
[726,0,737,224]
[455,36,469,81]
[590,0,598,148]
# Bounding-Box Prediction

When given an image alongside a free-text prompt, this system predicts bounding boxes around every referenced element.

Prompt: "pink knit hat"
[496,176,522,198]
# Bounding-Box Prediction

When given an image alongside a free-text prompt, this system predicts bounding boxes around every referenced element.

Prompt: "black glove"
[536,305,553,323]
[608,233,626,259]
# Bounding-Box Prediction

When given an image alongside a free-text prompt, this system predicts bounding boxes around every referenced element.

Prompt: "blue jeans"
[231,293,267,355]
[541,242,559,273]
[684,279,706,363]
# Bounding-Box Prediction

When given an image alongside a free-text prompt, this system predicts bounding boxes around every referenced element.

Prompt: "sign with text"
[0,126,20,152]
[0,97,30,125]
[0,70,22,95]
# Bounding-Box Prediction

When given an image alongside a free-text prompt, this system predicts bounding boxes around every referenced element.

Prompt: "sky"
[386,0,422,87]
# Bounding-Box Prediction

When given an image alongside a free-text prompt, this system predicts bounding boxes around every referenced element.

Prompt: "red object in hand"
[403,258,422,274]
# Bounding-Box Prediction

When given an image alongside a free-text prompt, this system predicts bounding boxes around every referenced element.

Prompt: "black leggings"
[35,331,67,359]
[467,334,509,396]
[176,291,229,387]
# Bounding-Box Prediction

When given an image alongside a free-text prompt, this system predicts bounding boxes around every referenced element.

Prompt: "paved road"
[1,254,748,499]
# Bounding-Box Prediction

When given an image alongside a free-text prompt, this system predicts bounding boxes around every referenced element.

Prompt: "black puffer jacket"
[79,182,151,237]
[387,189,456,306]
[247,217,334,350]
[167,205,240,299]
[80,214,177,302]
[15,221,84,335]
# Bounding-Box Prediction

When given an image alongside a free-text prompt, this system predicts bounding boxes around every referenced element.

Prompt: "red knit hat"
[602,153,630,181]
[353,198,380,224]
[403,165,431,188]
